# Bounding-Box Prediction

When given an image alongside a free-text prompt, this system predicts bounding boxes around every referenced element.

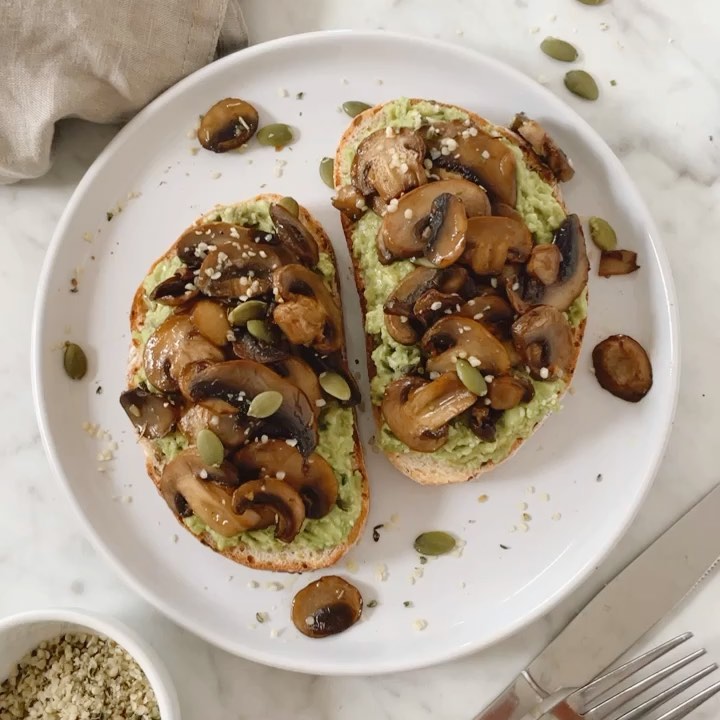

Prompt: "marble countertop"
[3,0,720,717]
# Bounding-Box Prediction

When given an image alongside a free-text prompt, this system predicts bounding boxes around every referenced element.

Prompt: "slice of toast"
[333,100,587,485]
[124,194,369,571]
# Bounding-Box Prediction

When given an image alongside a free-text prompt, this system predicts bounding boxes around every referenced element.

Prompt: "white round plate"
[32,31,678,675]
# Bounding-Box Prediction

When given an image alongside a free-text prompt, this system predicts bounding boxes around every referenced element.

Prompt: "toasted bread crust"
[126,194,369,570]
[333,100,586,485]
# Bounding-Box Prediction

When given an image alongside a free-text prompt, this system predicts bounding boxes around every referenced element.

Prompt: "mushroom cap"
[377,179,490,263]
[425,120,517,206]
[271,356,323,417]
[234,439,338,519]
[190,299,232,346]
[186,359,318,456]
[178,404,249,449]
[351,127,427,202]
[272,264,344,354]
[381,373,476,453]
[592,334,652,402]
[519,214,589,312]
[292,575,363,638]
[460,216,532,278]
[424,193,468,268]
[421,316,511,375]
[511,305,574,380]
[143,314,224,394]
[197,98,259,153]
[148,269,198,307]
[232,477,306,543]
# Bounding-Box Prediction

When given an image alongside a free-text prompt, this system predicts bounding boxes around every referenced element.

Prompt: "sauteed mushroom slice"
[383,267,439,316]
[413,289,464,328]
[272,264,343,354]
[385,314,420,345]
[292,576,363,638]
[423,193,468,267]
[421,316,511,375]
[178,404,249,449]
[269,203,320,266]
[426,121,517,206]
[143,314,224,393]
[120,388,178,439]
[469,404,499,442]
[198,98,259,153]
[488,374,535,410]
[592,335,652,402]
[232,332,290,364]
[332,185,368,221]
[190,299,232,346]
[272,356,324,417]
[458,295,515,339]
[377,179,490,263]
[187,359,318,456]
[460,216,532,276]
[521,214,589,312]
[232,478,306,543]
[234,440,338,519]
[149,269,198,306]
[510,113,575,182]
[527,244,562,286]
[175,222,265,269]
[160,449,270,537]
[381,374,476,453]
[598,250,639,278]
[351,127,427,202]
[195,235,295,299]
[511,305,574,380]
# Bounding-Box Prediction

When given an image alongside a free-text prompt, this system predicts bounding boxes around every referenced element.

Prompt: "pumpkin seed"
[588,216,617,252]
[257,123,293,148]
[247,390,283,419]
[319,371,351,401]
[63,342,87,380]
[456,358,488,396]
[577,0,604,4]
[540,37,579,62]
[197,428,224,467]
[342,101,372,118]
[414,531,456,557]
[246,318,276,343]
[228,300,267,326]
[278,196,299,218]
[319,157,334,188]
[564,70,599,101]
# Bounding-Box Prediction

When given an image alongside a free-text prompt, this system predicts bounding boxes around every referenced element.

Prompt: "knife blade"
[473,483,720,720]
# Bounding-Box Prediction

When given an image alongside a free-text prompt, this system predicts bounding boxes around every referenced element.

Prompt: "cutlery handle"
[473,673,546,720]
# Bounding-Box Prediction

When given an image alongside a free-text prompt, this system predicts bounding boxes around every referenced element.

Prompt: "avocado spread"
[341,98,586,468]
[133,201,361,552]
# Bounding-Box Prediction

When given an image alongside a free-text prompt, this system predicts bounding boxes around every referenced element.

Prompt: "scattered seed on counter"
[248,580,259,589]
[0,633,160,719]
[413,619,428,631]
[375,564,389,582]
[477,494,489,503]
[266,581,284,591]
[345,558,359,573]
[552,512,562,521]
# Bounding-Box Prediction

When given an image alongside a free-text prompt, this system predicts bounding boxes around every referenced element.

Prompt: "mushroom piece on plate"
[292,576,363,638]
[592,334,652,402]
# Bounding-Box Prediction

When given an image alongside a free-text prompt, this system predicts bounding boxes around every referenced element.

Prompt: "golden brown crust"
[126,194,369,571]
[333,100,586,486]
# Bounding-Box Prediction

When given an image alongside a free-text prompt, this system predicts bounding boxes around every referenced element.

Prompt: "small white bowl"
[0,608,180,719]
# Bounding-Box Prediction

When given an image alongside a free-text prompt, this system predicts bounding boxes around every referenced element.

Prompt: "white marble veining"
[2,0,720,717]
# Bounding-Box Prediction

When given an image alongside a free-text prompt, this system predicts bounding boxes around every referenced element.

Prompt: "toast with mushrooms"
[332,98,588,485]
[120,194,368,571]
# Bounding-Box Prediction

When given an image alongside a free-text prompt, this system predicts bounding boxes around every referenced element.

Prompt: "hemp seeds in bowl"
[0,610,179,720]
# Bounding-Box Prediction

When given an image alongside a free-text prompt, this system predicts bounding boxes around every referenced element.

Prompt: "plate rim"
[31,29,680,675]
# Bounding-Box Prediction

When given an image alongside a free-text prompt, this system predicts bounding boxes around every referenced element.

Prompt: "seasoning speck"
[403,601,413,608]
[552,512,562,521]
[500,544,510,550]
[0,633,160,719]
[367,599,378,608]
[372,523,384,542]
[296,91,305,100]
[596,473,603,482]
[477,494,489,503]
[256,612,267,623]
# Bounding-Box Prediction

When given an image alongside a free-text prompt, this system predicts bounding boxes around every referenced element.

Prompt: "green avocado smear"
[341,98,586,468]
[133,200,361,553]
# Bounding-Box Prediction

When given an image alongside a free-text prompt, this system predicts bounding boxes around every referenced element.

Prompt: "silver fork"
[521,632,720,720]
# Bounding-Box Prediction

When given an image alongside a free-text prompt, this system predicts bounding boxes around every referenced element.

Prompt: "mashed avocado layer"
[341,98,586,465]
[132,200,361,552]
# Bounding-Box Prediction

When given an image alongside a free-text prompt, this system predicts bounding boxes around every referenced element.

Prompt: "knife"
[473,483,720,720]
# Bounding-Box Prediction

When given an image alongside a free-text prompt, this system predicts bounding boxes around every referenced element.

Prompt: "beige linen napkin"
[0,0,247,184]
